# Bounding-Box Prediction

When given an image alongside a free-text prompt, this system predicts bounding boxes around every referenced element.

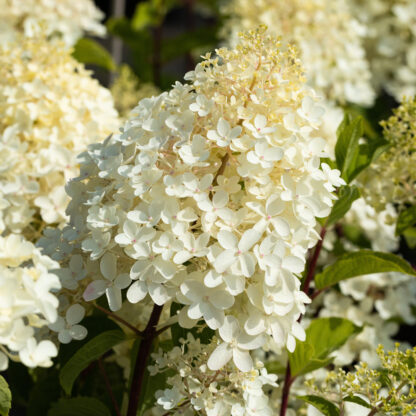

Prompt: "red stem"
[98,357,121,416]
[126,304,164,416]
[280,226,327,415]
[279,363,294,416]
[301,227,327,295]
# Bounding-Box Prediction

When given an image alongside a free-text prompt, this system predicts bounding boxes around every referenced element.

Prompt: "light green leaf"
[306,318,361,359]
[396,206,416,235]
[132,2,159,30]
[298,395,340,416]
[289,318,360,377]
[0,376,11,416]
[265,361,286,375]
[315,250,416,290]
[326,185,360,226]
[289,341,333,377]
[48,397,111,416]
[343,396,372,409]
[59,330,126,394]
[72,38,116,71]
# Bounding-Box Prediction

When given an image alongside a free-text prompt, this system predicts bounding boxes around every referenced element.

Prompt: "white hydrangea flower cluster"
[0,34,119,240]
[351,0,416,100]
[222,0,375,107]
[0,234,61,370]
[149,333,278,416]
[0,0,105,46]
[52,27,344,372]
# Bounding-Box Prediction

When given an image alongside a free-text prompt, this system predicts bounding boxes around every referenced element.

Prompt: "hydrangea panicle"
[53,26,344,373]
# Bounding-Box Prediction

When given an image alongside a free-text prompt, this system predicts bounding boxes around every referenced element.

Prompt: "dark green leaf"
[27,369,60,416]
[335,115,363,182]
[161,26,219,63]
[342,224,371,249]
[404,227,416,249]
[59,330,126,395]
[326,185,360,226]
[396,206,416,236]
[72,39,116,71]
[48,397,111,416]
[343,396,372,409]
[58,316,121,367]
[315,250,416,290]
[298,395,340,416]
[0,376,11,416]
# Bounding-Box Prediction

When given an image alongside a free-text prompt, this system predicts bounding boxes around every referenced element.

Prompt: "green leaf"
[306,318,361,359]
[289,342,333,377]
[315,250,416,290]
[298,395,340,416]
[265,361,286,375]
[27,369,60,416]
[342,224,371,249]
[161,26,219,63]
[132,2,159,30]
[48,397,111,416]
[289,318,361,377]
[72,38,116,71]
[396,206,416,235]
[404,227,416,249]
[343,396,372,409]
[58,316,121,367]
[59,330,126,395]
[0,376,11,416]
[326,185,360,226]
[335,115,363,183]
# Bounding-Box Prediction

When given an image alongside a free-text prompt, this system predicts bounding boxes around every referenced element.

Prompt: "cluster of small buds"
[222,0,375,107]
[49,27,344,371]
[351,0,416,100]
[306,344,416,415]
[359,98,416,211]
[0,33,119,240]
[149,333,278,416]
[0,0,106,46]
[0,234,60,370]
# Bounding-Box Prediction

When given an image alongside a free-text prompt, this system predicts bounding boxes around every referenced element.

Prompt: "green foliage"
[58,316,121,367]
[335,114,388,183]
[298,395,340,416]
[404,227,416,249]
[315,250,416,290]
[326,185,360,226]
[342,224,372,248]
[343,395,372,409]
[396,205,416,236]
[289,318,361,377]
[72,38,116,71]
[335,114,363,183]
[27,369,60,416]
[0,376,11,416]
[48,397,111,416]
[59,330,126,394]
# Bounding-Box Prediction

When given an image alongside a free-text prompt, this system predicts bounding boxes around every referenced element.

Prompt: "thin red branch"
[94,304,143,336]
[126,304,164,416]
[98,357,121,416]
